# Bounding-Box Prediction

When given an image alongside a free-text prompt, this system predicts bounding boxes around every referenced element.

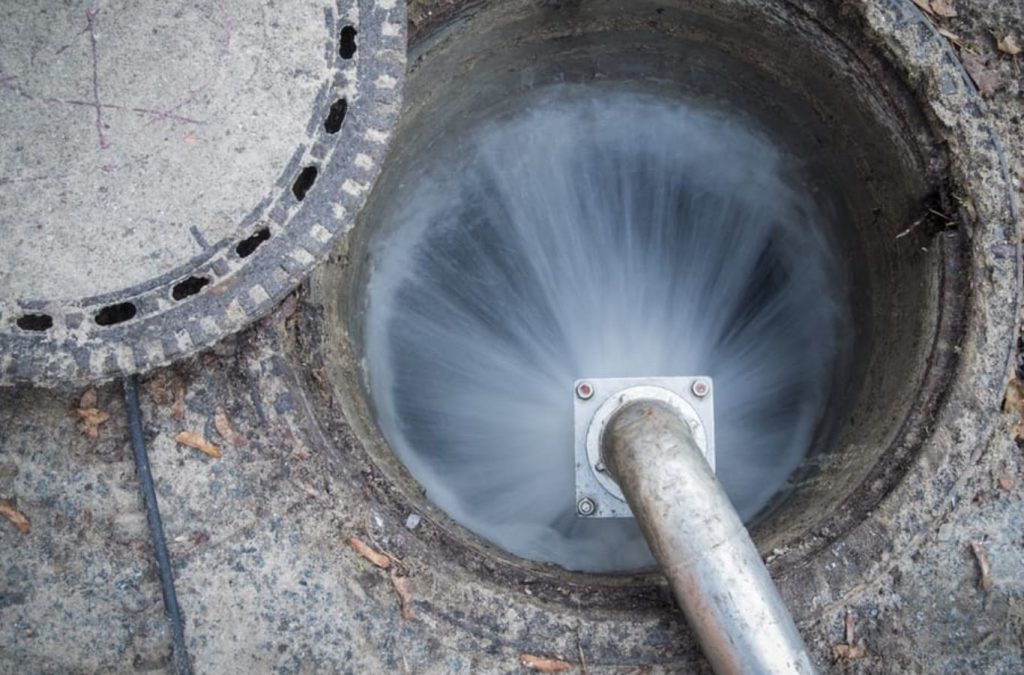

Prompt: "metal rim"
[305,0,1019,614]
[0,0,406,387]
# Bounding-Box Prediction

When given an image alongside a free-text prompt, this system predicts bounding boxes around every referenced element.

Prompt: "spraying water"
[362,86,849,572]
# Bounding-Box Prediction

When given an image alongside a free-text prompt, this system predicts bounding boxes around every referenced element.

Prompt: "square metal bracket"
[573,376,715,518]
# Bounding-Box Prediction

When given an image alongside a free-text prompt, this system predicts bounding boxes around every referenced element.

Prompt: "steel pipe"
[602,400,817,675]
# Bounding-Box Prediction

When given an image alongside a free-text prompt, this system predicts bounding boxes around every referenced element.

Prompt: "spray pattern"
[364,88,848,572]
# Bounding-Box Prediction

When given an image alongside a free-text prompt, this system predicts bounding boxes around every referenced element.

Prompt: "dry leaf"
[832,610,868,661]
[1004,379,1024,438]
[997,471,1014,491]
[832,644,869,661]
[0,499,30,534]
[170,380,187,421]
[930,0,956,18]
[149,374,172,404]
[997,35,1021,56]
[347,537,391,568]
[76,406,110,439]
[938,28,964,47]
[970,540,994,592]
[962,53,1001,97]
[214,407,245,446]
[174,431,222,459]
[389,568,415,621]
[911,0,933,14]
[519,654,573,672]
[79,388,98,409]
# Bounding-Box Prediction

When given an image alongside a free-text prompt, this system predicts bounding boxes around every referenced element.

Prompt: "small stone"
[405,513,421,530]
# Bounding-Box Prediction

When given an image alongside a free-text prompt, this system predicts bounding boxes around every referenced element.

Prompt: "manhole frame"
[0,0,406,388]
[300,0,1019,618]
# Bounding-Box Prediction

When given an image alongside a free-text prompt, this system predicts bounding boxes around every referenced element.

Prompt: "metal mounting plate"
[573,376,715,518]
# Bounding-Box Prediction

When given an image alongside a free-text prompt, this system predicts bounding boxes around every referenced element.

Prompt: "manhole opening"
[314,0,972,580]
[292,166,319,201]
[171,276,211,301]
[16,314,53,332]
[94,302,138,326]
[339,25,358,59]
[325,98,349,134]
[235,227,271,259]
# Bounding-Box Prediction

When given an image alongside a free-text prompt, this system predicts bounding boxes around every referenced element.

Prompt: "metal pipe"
[602,400,817,675]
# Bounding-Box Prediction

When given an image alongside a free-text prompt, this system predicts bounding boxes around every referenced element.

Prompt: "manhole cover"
[0,0,405,386]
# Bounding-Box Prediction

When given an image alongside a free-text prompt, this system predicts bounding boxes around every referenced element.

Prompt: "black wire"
[124,375,192,675]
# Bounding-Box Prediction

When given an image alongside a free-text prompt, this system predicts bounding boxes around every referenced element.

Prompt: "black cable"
[124,374,192,675]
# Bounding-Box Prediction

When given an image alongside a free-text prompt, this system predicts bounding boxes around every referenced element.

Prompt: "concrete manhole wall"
[298,0,1019,629]
[0,0,405,387]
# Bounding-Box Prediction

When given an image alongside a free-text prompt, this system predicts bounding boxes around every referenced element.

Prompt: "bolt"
[575,381,594,400]
[691,379,710,398]
[594,460,606,473]
[577,497,596,516]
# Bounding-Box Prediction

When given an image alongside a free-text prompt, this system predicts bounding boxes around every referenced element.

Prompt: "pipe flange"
[574,377,716,518]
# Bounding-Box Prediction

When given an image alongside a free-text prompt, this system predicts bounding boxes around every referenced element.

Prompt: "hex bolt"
[575,381,595,400]
[577,497,596,516]
[691,379,710,398]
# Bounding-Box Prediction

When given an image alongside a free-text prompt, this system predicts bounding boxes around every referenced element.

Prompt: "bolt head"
[577,497,596,516]
[575,381,594,400]
[691,379,710,398]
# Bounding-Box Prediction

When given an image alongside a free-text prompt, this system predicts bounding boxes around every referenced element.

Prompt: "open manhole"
[0,1,404,386]
[303,0,1018,609]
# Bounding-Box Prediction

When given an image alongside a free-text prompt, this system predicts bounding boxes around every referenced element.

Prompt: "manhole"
[304,0,1018,605]
[0,0,405,386]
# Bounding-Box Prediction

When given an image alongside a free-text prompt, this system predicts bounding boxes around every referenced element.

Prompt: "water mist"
[362,87,850,572]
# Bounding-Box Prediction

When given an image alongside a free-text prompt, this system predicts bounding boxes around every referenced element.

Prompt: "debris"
[174,431,222,459]
[170,380,187,421]
[389,568,416,621]
[404,513,422,530]
[347,536,391,569]
[214,407,245,446]
[910,0,932,14]
[895,214,927,240]
[1003,379,1024,438]
[280,293,299,321]
[149,374,172,404]
[0,499,30,534]
[832,611,868,662]
[910,0,955,17]
[79,388,98,409]
[576,633,588,675]
[997,35,1021,56]
[929,0,957,18]
[969,541,994,592]
[997,470,1014,492]
[961,53,1001,97]
[938,28,964,47]
[76,389,110,439]
[519,654,573,672]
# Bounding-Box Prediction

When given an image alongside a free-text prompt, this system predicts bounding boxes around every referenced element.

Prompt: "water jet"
[302,2,1018,666]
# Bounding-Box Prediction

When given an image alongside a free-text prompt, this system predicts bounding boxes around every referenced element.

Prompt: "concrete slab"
[0,0,405,387]
[0,384,169,672]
